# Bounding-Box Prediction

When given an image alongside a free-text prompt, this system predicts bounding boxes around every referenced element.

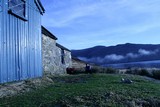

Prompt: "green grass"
[0,74,160,107]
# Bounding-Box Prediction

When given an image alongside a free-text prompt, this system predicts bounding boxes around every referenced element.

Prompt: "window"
[8,0,26,20]
[61,49,65,64]
[0,0,2,12]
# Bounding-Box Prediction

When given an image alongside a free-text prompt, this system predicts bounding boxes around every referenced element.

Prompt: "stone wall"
[63,49,72,68]
[72,58,87,71]
[42,34,72,75]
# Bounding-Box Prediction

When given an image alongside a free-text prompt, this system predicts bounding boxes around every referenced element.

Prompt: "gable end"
[42,26,58,40]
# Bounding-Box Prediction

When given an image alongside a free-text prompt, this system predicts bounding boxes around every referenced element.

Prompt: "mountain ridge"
[71,43,160,65]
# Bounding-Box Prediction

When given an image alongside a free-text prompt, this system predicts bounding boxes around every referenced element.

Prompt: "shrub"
[126,68,152,77]
[133,68,140,75]
[90,66,104,73]
[138,69,151,77]
[126,68,139,75]
[126,69,132,74]
[90,67,118,74]
[152,70,160,80]
[90,67,98,73]
[66,68,86,74]
[105,68,118,74]
[66,68,75,74]
[74,68,85,74]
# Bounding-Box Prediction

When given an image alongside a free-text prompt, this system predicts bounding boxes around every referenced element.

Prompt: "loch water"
[104,60,160,69]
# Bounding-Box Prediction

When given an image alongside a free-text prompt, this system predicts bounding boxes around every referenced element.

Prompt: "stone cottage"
[42,26,72,75]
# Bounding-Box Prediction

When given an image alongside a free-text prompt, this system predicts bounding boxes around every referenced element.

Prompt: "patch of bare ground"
[0,75,54,98]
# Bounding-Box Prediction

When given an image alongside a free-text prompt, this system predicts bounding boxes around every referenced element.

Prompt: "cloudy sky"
[41,0,160,50]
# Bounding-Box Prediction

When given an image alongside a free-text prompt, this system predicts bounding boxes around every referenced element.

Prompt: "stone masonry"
[42,34,72,75]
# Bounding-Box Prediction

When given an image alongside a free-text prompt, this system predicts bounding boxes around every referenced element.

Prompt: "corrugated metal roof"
[42,26,58,40]
[35,0,45,14]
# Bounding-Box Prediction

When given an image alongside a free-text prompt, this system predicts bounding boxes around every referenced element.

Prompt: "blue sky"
[41,0,160,50]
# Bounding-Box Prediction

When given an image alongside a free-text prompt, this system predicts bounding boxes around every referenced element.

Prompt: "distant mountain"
[71,43,160,65]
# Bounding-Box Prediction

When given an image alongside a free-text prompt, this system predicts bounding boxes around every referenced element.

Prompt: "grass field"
[0,74,160,107]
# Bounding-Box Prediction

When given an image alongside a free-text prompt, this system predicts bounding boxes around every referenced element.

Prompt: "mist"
[78,49,159,64]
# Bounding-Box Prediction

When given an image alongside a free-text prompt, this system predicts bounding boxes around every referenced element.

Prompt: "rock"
[42,76,54,83]
[121,78,133,84]
[0,87,17,98]
[136,100,150,106]
[121,78,125,82]
[126,100,136,107]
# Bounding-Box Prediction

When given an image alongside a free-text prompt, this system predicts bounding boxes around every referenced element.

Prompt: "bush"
[126,69,132,74]
[138,69,151,77]
[126,68,139,75]
[74,68,85,74]
[90,67,104,73]
[152,70,160,80]
[90,67,118,74]
[126,68,152,77]
[104,68,118,74]
[66,68,75,74]
[90,67,98,73]
[66,68,86,74]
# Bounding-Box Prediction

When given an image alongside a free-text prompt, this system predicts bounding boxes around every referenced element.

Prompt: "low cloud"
[104,54,124,61]
[78,49,159,64]
[78,57,104,63]
[78,54,125,64]
[138,49,158,55]
[127,49,158,58]
[126,53,138,58]
[78,54,124,64]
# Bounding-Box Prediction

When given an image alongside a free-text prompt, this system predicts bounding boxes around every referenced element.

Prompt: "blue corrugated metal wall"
[0,0,42,83]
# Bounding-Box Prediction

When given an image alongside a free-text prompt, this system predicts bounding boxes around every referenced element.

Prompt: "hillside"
[71,43,160,65]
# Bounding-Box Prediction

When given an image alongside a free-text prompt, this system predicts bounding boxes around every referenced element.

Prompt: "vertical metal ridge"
[0,0,42,83]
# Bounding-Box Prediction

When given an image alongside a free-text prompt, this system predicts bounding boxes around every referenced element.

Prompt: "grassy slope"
[0,74,160,107]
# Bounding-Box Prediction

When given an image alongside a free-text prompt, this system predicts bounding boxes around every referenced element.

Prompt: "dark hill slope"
[71,43,160,64]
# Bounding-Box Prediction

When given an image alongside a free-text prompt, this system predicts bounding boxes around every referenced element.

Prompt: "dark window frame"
[8,0,27,21]
[61,49,65,64]
[0,1,2,12]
